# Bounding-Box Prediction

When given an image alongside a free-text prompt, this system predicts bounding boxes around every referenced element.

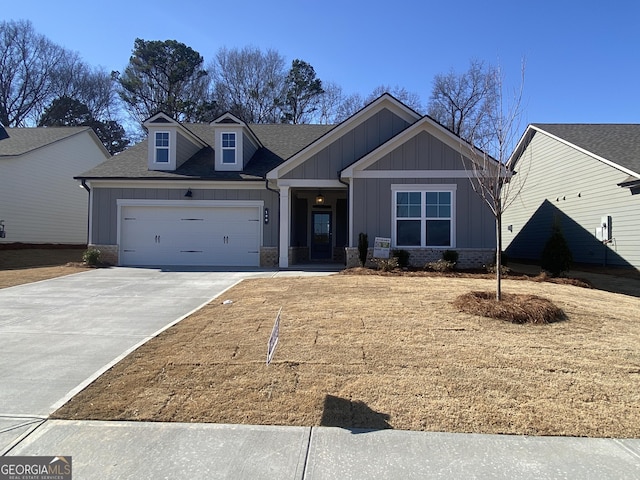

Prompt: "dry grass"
[0,247,89,288]
[52,275,640,438]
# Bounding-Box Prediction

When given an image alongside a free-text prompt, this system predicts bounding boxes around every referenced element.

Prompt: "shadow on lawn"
[320,395,392,432]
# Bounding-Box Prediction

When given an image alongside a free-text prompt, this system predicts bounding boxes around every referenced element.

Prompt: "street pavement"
[1,267,639,479]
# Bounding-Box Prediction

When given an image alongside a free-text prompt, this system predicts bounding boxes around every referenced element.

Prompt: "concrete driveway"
[0,266,279,453]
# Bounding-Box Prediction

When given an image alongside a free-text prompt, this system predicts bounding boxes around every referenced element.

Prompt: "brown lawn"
[51,273,640,438]
[0,247,89,288]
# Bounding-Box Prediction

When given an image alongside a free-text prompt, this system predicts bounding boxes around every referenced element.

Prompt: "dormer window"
[155,132,170,163]
[221,132,236,164]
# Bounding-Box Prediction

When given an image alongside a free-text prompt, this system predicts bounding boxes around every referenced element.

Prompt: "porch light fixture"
[184,188,193,198]
[315,193,325,205]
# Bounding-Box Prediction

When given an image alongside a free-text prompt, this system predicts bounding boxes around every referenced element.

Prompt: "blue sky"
[4,0,639,126]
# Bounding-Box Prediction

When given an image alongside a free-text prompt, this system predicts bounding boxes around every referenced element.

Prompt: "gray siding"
[369,131,464,170]
[242,132,258,167]
[283,108,410,180]
[90,186,279,247]
[351,177,495,249]
[502,131,640,268]
[176,132,201,168]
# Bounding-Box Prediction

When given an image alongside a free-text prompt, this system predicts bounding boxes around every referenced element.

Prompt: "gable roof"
[267,94,421,180]
[0,127,98,157]
[341,114,496,178]
[77,123,334,180]
[510,124,640,184]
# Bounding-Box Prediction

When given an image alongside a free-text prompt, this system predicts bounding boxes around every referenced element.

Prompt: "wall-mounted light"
[264,208,269,224]
[184,188,193,198]
[507,224,513,232]
[315,193,325,205]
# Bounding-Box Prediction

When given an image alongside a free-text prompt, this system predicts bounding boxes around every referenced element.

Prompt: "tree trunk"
[496,213,502,301]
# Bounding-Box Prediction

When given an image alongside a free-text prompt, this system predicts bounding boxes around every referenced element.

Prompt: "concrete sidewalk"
[5,420,640,479]
[2,266,640,478]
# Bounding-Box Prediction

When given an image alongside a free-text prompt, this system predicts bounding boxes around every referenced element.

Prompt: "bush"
[540,220,573,277]
[373,257,399,272]
[358,233,368,267]
[392,249,410,268]
[82,248,101,266]
[425,259,456,272]
[485,251,510,274]
[442,250,458,266]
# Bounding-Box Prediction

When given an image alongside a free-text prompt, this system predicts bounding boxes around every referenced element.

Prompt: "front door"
[311,211,332,260]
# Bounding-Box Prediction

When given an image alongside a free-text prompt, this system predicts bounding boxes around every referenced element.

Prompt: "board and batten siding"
[89,186,278,247]
[283,108,410,180]
[0,132,107,244]
[350,129,495,249]
[503,130,640,268]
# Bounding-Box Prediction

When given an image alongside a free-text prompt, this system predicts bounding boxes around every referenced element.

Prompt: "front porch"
[279,186,348,268]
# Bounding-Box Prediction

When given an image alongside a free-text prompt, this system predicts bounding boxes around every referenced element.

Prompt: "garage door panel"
[119,205,261,267]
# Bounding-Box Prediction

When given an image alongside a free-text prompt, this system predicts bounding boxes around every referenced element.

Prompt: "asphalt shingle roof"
[533,124,640,177]
[77,123,335,180]
[0,127,91,157]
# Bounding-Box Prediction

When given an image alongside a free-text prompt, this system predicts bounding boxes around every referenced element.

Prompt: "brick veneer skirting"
[345,247,494,269]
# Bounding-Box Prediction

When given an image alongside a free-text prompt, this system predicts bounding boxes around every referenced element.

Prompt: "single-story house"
[76,94,496,268]
[0,125,110,244]
[503,124,640,269]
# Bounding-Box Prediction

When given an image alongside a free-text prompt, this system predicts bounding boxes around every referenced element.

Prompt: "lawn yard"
[0,247,88,288]
[52,273,640,438]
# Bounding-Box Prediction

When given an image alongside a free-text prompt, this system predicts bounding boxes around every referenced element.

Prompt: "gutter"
[81,180,91,246]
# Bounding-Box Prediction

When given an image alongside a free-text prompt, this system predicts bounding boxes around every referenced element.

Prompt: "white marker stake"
[267,307,281,365]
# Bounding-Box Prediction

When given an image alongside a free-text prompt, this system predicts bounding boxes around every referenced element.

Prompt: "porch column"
[279,185,290,268]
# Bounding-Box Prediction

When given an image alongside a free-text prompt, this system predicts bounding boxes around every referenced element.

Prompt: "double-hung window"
[222,132,236,164]
[155,132,169,163]
[393,185,455,248]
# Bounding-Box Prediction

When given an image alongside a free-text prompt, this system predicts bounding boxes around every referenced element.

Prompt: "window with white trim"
[393,186,455,248]
[154,132,169,163]
[221,132,236,164]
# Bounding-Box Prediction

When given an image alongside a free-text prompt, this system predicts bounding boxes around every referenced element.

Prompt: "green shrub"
[358,233,369,267]
[540,220,573,277]
[392,249,410,268]
[82,248,101,266]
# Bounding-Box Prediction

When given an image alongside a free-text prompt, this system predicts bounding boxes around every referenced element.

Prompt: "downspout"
[81,179,91,248]
[265,178,280,268]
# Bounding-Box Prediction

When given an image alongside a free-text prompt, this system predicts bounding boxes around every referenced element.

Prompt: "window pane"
[425,191,438,205]
[156,148,169,163]
[426,220,450,246]
[426,205,438,217]
[397,205,408,217]
[439,192,451,205]
[439,205,451,218]
[397,192,409,204]
[155,132,169,147]
[223,149,235,164]
[409,205,421,217]
[397,220,421,246]
[222,133,235,148]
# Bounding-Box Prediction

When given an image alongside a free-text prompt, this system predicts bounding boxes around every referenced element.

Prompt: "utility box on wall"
[595,215,612,242]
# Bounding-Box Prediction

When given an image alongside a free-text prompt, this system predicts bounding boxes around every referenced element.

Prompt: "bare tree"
[428,59,498,143]
[462,62,526,300]
[0,20,67,126]
[365,85,424,114]
[316,81,344,124]
[211,46,286,123]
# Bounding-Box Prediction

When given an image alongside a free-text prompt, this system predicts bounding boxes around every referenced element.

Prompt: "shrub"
[358,233,368,267]
[540,220,573,277]
[373,257,399,272]
[82,248,101,266]
[392,249,410,268]
[425,259,456,272]
[485,251,510,274]
[442,250,458,266]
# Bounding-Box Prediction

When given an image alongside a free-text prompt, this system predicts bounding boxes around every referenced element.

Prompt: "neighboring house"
[503,124,640,269]
[0,125,110,244]
[76,94,496,268]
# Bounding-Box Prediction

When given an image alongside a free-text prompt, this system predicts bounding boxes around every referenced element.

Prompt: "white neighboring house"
[0,125,110,244]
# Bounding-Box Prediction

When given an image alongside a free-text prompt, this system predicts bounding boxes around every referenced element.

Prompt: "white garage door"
[119,204,261,266]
